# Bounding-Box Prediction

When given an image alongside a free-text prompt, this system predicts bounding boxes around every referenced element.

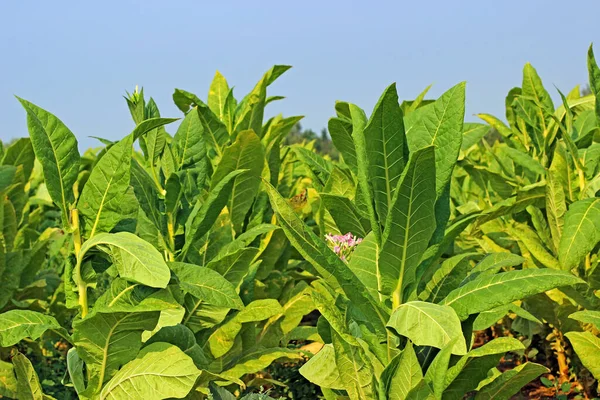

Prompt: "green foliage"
[1,45,599,400]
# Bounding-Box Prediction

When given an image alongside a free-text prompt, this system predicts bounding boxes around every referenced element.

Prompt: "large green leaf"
[78,232,170,288]
[587,44,600,126]
[332,330,375,400]
[0,310,61,347]
[474,362,548,400]
[443,338,525,400]
[92,278,180,313]
[169,262,243,309]
[381,342,423,400]
[379,146,436,299]
[441,269,583,320]
[347,232,384,303]
[320,193,369,238]
[172,108,206,170]
[181,169,245,261]
[328,117,357,174]
[78,134,136,237]
[208,71,230,121]
[1,138,35,182]
[263,181,388,335]
[405,82,466,196]
[387,301,467,355]
[565,331,600,379]
[219,348,302,380]
[72,311,159,396]
[12,352,43,400]
[546,165,566,252]
[362,83,407,223]
[299,344,344,390]
[17,97,80,224]
[569,310,600,330]
[211,130,264,232]
[98,342,200,400]
[558,198,600,270]
[0,360,18,398]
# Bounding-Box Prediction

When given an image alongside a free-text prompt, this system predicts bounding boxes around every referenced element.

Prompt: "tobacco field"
[0,45,599,400]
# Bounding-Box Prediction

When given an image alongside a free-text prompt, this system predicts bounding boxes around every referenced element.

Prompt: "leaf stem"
[167,214,176,262]
[71,208,88,318]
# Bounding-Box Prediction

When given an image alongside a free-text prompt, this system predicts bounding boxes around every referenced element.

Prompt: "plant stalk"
[71,208,88,317]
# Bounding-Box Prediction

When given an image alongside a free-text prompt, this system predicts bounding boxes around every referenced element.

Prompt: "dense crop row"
[0,46,598,400]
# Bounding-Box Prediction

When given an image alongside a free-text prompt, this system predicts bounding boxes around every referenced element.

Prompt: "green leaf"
[73,312,159,396]
[332,330,375,400]
[362,83,407,223]
[1,138,35,182]
[219,348,302,381]
[0,165,16,193]
[16,97,80,225]
[546,165,567,252]
[145,324,207,368]
[320,193,369,238]
[208,71,230,121]
[169,262,243,309]
[476,114,513,138]
[508,223,561,270]
[328,117,357,174]
[181,169,245,261]
[0,310,61,347]
[299,344,344,389]
[263,181,388,335]
[78,134,136,237]
[13,352,43,400]
[441,269,584,320]
[424,340,455,400]
[387,301,467,355]
[92,278,180,313]
[382,342,423,400]
[99,342,201,400]
[523,63,554,113]
[569,310,600,330]
[474,362,548,400]
[172,108,206,170]
[501,147,545,176]
[206,247,259,288]
[461,123,489,152]
[405,82,466,196]
[558,198,600,270]
[419,253,475,303]
[78,232,171,288]
[379,146,437,298]
[0,360,18,398]
[565,332,600,379]
[211,130,264,232]
[587,44,600,126]
[347,232,385,303]
[443,338,525,400]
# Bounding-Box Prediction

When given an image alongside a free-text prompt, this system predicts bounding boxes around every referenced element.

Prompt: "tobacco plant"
[264,80,582,399]
[0,67,317,399]
[452,45,600,392]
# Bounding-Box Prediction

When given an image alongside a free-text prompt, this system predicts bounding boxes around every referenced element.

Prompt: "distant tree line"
[284,123,339,159]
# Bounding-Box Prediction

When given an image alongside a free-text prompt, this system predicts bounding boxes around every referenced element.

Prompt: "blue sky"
[1,1,598,148]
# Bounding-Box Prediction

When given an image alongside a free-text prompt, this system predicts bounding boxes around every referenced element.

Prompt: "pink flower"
[324,232,364,263]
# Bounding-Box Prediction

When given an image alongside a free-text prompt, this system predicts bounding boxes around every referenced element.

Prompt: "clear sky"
[1,1,598,149]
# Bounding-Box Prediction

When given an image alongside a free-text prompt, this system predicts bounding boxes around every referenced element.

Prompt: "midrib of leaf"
[197,111,222,156]
[525,72,548,133]
[96,314,131,392]
[381,118,393,214]
[107,284,138,308]
[407,303,451,342]
[443,272,565,306]
[375,242,383,303]
[393,164,418,305]
[178,111,195,170]
[183,299,202,326]
[89,172,118,238]
[562,198,600,262]
[429,87,454,145]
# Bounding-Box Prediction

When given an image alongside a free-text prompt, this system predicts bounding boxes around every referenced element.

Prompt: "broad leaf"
[441,269,583,320]
[558,198,600,270]
[565,332,600,379]
[99,342,201,400]
[0,310,61,347]
[17,97,80,224]
[387,301,467,355]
